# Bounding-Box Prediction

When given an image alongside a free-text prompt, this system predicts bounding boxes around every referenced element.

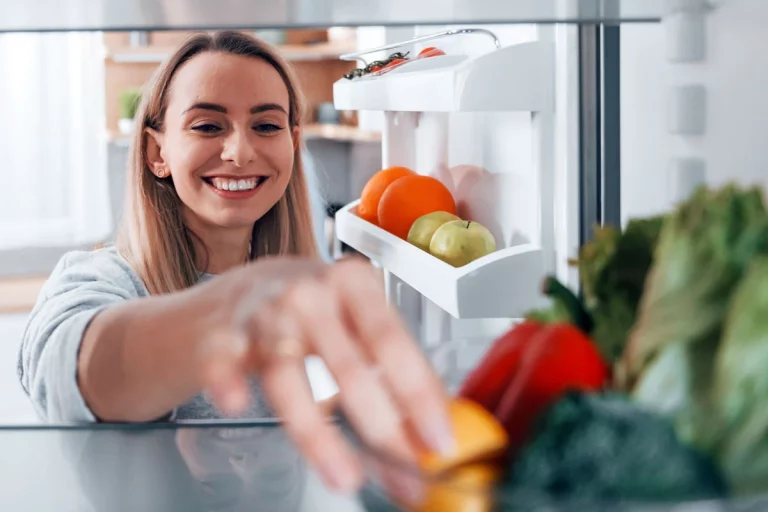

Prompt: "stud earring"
[157,169,166,178]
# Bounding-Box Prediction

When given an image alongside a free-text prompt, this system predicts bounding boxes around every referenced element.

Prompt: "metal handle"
[339,28,501,63]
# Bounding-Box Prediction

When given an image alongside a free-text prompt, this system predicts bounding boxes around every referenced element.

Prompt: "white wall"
[621,0,768,226]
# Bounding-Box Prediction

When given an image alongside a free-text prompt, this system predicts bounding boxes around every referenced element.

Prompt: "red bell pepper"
[457,320,544,412]
[489,276,608,450]
[458,275,601,415]
[494,322,609,451]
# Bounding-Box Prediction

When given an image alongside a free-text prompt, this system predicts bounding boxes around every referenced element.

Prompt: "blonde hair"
[116,31,318,295]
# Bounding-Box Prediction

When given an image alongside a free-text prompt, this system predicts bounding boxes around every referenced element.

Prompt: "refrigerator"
[5,0,766,365]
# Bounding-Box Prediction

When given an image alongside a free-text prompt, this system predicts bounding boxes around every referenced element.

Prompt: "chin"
[212,214,262,230]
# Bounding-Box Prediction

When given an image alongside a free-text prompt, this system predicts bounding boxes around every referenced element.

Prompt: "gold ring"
[272,337,305,360]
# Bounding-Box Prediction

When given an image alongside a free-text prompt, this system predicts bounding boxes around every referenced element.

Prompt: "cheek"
[168,138,218,186]
[274,135,296,169]
[266,136,296,186]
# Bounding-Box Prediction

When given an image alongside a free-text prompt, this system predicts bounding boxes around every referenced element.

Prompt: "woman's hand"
[191,256,453,493]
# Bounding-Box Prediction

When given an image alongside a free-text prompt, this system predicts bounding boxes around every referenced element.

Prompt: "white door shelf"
[333,41,554,113]
[335,200,550,319]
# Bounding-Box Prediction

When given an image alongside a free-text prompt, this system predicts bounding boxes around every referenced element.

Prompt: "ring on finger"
[271,337,306,360]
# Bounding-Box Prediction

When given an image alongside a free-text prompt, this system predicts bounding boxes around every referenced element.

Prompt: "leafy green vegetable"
[502,392,728,504]
[617,184,768,443]
[577,216,665,363]
[711,256,768,495]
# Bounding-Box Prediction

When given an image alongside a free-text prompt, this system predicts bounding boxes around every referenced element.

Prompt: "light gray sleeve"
[17,249,145,423]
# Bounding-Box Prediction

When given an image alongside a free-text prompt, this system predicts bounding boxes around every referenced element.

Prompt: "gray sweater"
[17,246,274,423]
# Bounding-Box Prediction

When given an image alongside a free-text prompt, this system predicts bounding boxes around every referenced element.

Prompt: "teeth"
[210,177,261,192]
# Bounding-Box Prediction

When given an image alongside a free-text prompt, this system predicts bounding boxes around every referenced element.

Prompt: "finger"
[236,292,306,372]
[200,328,251,416]
[330,260,454,456]
[279,278,414,465]
[259,337,363,492]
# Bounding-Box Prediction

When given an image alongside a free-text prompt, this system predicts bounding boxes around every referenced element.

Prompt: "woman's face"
[147,51,297,232]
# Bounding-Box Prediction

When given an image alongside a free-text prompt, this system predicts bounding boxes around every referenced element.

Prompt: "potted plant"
[118,88,142,135]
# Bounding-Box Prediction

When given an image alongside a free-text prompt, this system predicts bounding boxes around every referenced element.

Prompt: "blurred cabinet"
[102,29,361,135]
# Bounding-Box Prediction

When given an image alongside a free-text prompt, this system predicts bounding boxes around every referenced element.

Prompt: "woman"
[17,31,452,492]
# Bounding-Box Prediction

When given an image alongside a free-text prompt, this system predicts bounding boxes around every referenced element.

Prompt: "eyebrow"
[183,102,288,115]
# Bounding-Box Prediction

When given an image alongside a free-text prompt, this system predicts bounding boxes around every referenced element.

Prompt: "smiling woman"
[128,36,316,290]
[17,30,452,494]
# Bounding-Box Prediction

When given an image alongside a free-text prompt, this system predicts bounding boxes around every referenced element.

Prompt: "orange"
[358,166,416,225]
[378,175,457,240]
[388,397,506,512]
[411,463,500,512]
[417,398,509,475]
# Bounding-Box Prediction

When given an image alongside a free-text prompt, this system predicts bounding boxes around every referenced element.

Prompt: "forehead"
[168,51,290,112]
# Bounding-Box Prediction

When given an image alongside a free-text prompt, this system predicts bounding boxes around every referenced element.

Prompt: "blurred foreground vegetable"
[504,392,728,503]
[459,275,609,453]
[711,256,768,494]
[576,216,665,363]
[460,275,601,415]
[529,216,664,364]
[617,185,768,437]
[492,278,609,451]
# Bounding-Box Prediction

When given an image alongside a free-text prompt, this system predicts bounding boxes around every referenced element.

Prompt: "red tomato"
[418,46,446,58]
[374,58,407,76]
[385,58,406,68]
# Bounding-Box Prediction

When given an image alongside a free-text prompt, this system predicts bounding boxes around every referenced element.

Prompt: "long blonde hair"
[117,31,318,295]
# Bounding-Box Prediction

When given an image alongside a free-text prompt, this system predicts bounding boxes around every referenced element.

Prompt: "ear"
[292,126,300,152]
[145,127,169,177]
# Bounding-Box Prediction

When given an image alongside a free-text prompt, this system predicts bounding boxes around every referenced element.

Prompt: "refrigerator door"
[3,0,664,32]
[333,24,582,345]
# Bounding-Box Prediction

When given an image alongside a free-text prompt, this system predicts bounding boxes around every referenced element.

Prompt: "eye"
[254,123,283,134]
[192,123,222,134]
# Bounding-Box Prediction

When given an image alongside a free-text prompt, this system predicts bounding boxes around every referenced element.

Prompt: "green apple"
[429,220,497,267]
[407,211,462,252]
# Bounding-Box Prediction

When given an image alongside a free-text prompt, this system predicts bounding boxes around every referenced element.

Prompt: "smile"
[203,176,268,199]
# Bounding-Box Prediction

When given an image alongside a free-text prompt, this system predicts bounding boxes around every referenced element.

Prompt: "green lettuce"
[711,256,768,494]
[578,216,665,363]
[618,184,768,450]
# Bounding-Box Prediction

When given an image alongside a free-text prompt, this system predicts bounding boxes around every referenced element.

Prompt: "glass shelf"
[4,0,664,33]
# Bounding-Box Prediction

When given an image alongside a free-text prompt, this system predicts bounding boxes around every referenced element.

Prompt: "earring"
[157,169,166,178]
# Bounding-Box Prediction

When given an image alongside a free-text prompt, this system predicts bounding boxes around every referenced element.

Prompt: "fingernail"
[419,413,455,456]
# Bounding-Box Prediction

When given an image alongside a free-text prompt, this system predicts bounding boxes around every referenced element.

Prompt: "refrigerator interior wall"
[621,0,768,226]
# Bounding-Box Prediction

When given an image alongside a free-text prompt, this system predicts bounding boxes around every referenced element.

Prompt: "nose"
[221,128,256,168]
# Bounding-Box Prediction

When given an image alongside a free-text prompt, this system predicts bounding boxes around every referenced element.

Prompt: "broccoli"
[500,392,728,506]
